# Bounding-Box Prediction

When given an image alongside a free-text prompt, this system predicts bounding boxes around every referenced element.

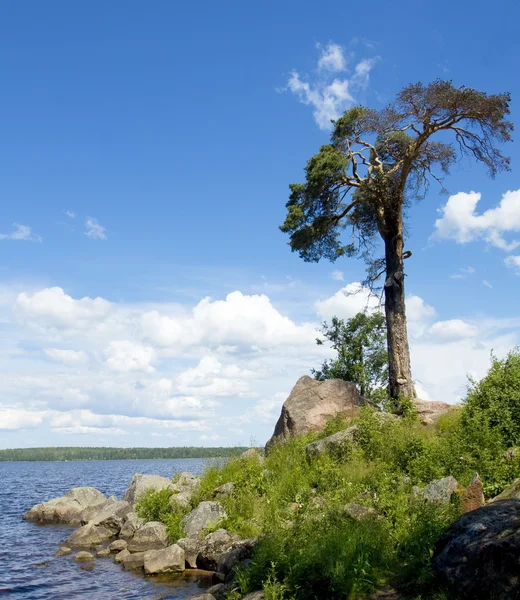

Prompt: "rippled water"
[0,458,219,599]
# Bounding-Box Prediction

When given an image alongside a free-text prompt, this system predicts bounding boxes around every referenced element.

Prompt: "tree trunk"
[383,217,415,407]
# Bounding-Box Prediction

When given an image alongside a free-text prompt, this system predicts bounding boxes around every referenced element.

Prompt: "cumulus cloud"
[330,270,344,281]
[432,190,520,251]
[104,340,156,373]
[0,224,41,242]
[0,407,45,431]
[175,356,255,397]
[505,255,520,274]
[43,348,89,365]
[142,291,316,350]
[317,42,347,72]
[315,282,380,321]
[13,287,111,331]
[428,319,478,341]
[286,42,379,129]
[85,217,107,240]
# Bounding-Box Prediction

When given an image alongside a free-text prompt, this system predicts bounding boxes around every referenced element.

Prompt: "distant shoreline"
[0,446,251,462]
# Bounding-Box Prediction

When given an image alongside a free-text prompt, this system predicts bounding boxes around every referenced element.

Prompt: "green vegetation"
[312,312,388,404]
[0,446,249,462]
[138,349,520,599]
[280,80,512,401]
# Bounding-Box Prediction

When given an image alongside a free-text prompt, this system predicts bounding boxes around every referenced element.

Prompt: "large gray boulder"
[266,376,368,448]
[88,497,132,532]
[216,538,257,576]
[143,544,185,574]
[413,476,459,504]
[121,551,146,570]
[432,499,520,599]
[66,523,115,547]
[177,537,200,568]
[119,511,144,538]
[305,426,358,460]
[23,487,107,525]
[123,474,173,505]
[127,521,169,552]
[413,398,454,425]
[182,501,227,538]
[196,529,241,571]
[169,472,201,509]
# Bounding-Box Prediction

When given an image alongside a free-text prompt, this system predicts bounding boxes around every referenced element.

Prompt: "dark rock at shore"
[432,499,520,599]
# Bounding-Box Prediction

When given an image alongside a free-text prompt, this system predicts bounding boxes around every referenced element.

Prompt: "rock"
[73,551,94,562]
[206,582,238,599]
[266,376,368,448]
[169,472,201,509]
[120,511,144,538]
[216,538,256,576]
[413,476,459,504]
[190,596,217,600]
[123,474,174,506]
[196,529,241,571]
[243,593,264,600]
[66,523,115,548]
[54,546,72,557]
[121,551,146,570]
[127,521,169,552]
[114,548,130,563]
[143,544,185,574]
[306,426,358,460]
[109,539,128,552]
[460,473,485,513]
[241,448,265,462]
[23,487,107,525]
[96,548,111,558]
[342,503,379,520]
[183,502,227,538]
[213,483,235,499]
[177,537,200,568]
[490,478,520,502]
[413,398,454,425]
[88,498,132,532]
[432,499,520,599]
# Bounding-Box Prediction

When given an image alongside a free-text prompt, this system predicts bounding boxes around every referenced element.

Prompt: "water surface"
[0,458,218,599]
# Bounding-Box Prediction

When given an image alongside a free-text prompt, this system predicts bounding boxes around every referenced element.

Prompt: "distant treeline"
[0,446,250,462]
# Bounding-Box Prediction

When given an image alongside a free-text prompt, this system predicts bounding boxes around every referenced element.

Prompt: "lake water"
[0,458,220,599]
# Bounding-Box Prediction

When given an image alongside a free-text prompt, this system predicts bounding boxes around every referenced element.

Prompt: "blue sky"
[1,0,519,448]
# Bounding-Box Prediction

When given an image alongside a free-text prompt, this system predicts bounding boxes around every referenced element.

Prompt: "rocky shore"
[24,469,261,599]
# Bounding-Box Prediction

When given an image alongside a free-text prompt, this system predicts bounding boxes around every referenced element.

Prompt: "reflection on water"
[0,458,217,599]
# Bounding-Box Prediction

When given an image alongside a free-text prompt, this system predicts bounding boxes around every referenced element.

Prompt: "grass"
[136,349,520,600]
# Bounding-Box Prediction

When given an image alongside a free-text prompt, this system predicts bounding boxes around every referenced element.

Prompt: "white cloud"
[330,270,344,281]
[85,217,107,240]
[483,280,493,288]
[0,224,41,242]
[13,287,111,331]
[428,319,478,341]
[432,190,520,251]
[104,340,156,373]
[175,356,255,397]
[0,407,45,431]
[315,282,380,321]
[53,426,126,435]
[286,43,378,130]
[450,266,475,280]
[43,348,89,365]
[65,211,76,218]
[505,255,520,274]
[142,291,316,350]
[317,43,347,72]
